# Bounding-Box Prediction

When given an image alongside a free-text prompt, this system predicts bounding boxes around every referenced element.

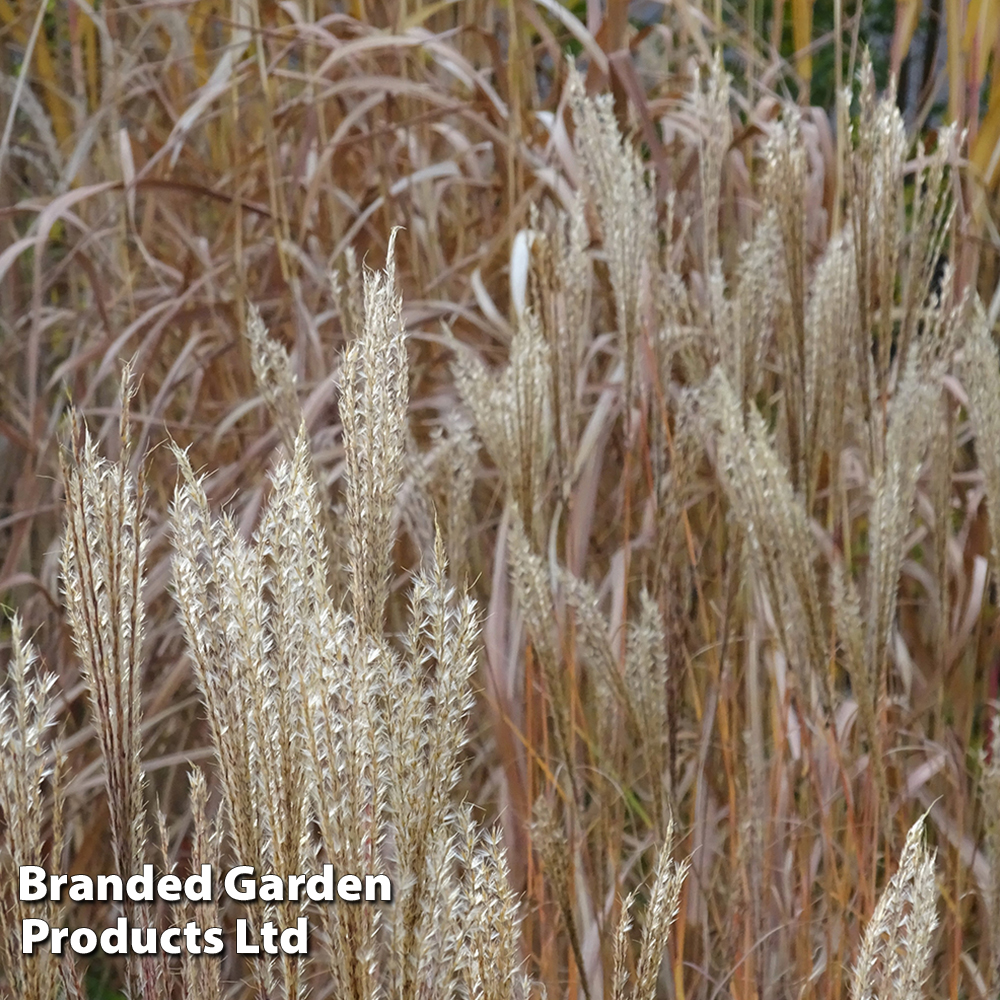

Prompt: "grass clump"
[4,4,1000,1000]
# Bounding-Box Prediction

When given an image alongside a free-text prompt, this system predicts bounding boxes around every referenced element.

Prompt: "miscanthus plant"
[4,49,1000,1000]
[1,230,686,1000]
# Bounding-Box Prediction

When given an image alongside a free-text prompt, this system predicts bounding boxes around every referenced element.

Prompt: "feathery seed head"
[60,378,148,882]
[340,229,410,638]
[456,313,554,541]
[568,62,656,411]
[852,813,938,1000]
[0,618,63,1000]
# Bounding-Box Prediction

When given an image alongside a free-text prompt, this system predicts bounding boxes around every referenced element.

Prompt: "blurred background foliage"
[4,1,1000,998]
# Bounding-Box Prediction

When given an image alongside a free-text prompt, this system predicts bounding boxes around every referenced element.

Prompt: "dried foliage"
[6,5,1000,1000]
[851,815,938,1000]
[0,619,64,1000]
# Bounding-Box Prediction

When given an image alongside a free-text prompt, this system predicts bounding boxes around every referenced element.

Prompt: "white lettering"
[185,865,211,901]
[19,867,46,901]
[235,918,259,953]
[225,867,256,902]
[21,918,49,953]
[338,874,362,901]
